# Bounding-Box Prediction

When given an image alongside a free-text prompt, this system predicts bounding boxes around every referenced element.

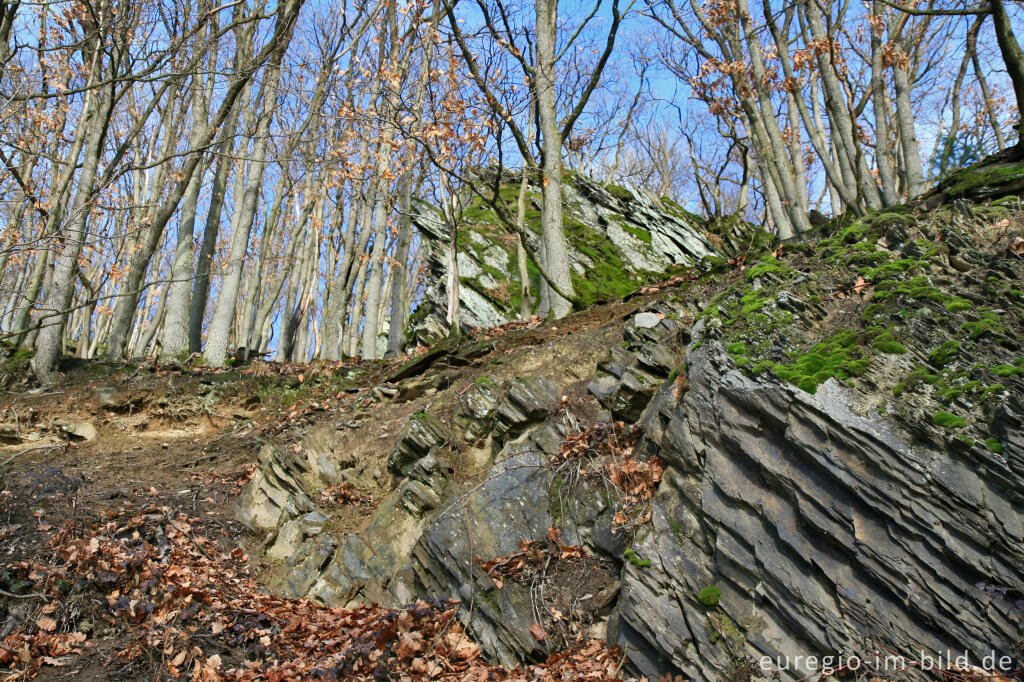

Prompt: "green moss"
[659,196,703,224]
[973,205,1011,222]
[941,162,1024,198]
[862,303,887,323]
[862,258,923,283]
[868,212,912,228]
[962,312,1005,339]
[928,340,961,368]
[870,329,906,355]
[985,438,1003,454]
[894,363,944,397]
[738,291,772,316]
[745,258,794,282]
[874,276,950,303]
[847,249,891,267]
[992,364,1024,377]
[981,383,1005,400]
[838,223,868,244]
[1,347,34,372]
[698,585,722,607]
[562,218,649,307]
[622,548,651,568]
[606,184,634,202]
[769,330,869,394]
[933,411,967,428]
[945,298,973,313]
[938,379,981,403]
[620,222,652,244]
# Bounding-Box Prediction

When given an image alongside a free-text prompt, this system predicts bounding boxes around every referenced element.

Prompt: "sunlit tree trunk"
[535,0,573,318]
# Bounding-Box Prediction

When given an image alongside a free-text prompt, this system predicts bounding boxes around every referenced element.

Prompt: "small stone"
[587,376,619,406]
[634,312,661,329]
[94,387,118,407]
[61,421,98,441]
[301,511,327,536]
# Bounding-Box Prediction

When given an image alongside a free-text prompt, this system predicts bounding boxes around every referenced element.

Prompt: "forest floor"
[0,299,655,681]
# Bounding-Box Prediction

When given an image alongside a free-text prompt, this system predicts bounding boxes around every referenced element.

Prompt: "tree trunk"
[534,0,573,319]
[966,15,1006,150]
[359,136,395,359]
[888,25,926,197]
[204,52,287,366]
[161,54,213,360]
[32,79,113,384]
[516,169,533,318]
[188,104,241,353]
[871,1,900,205]
[989,0,1024,141]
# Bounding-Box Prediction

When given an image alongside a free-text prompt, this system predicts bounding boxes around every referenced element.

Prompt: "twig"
[0,588,50,601]
[1,444,62,467]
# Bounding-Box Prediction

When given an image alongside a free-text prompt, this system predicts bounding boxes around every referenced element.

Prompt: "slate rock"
[388,412,450,475]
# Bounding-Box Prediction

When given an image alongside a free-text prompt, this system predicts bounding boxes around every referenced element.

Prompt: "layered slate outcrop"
[237,173,1024,680]
[407,170,718,345]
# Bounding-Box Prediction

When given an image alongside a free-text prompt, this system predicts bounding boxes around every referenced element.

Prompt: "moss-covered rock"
[407,169,719,345]
[936,158,1024,201]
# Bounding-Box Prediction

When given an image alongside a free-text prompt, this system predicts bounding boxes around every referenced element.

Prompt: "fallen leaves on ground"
[477,528,588,589]
[0,505,625,680]
[320,481,372,506]
[556,422,661,533]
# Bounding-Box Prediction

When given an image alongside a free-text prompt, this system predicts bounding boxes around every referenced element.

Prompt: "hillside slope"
[237,172,1024,678]
[0,164,1022,681]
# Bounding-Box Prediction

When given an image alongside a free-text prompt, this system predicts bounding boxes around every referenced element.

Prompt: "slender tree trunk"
[188,106,240,353]
[385,171,414,357]
[105,91,184,361]
[32,78,113,384]
[133,283,168,357]
[534,0,573,318]
[204,51,287,366]
[343,167,379,357]
[889,28,926,196]
[871,1,900,205]
[516,164,533,318]
[803,0,881,209]
[320,170,365,360]
[359,135,396,359]
[161,57,213,360]
[965,16,1006,150]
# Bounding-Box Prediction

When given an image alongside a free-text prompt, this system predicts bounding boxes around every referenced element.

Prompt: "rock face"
[614,334,1023,680]
[236,200,1024,679]
[407,171,718,345]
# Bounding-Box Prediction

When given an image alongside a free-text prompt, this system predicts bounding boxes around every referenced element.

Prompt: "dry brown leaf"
[395,632,424,659]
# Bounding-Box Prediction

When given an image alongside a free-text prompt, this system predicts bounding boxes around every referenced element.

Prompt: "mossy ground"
[701,201,1024,443]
